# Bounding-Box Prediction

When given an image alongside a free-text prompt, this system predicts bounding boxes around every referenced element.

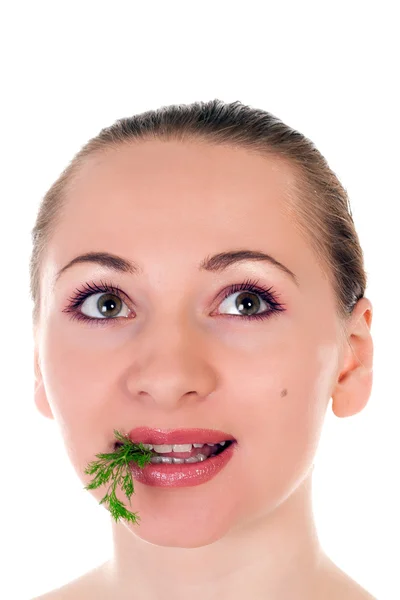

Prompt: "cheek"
[42,320,115,410]
[229,341,336,513]
[39,328,114,467]
[227,388,323,523]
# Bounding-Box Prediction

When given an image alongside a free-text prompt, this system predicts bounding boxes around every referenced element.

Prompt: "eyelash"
[62,277,286,327]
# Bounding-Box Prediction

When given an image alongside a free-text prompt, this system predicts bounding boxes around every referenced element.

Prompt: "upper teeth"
[142,442,227,453]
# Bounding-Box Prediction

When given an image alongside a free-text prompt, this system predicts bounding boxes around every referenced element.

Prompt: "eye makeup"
[62,277,287,327]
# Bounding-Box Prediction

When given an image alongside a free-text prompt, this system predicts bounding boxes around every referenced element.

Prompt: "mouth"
[114,439,236,464]
[113,427,237,465]
[126,426,236,445]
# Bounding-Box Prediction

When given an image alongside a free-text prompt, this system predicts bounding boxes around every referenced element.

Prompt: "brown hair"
[29,99,367,341]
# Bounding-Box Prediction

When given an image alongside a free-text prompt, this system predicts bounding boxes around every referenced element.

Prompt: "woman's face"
[34,140,344,547]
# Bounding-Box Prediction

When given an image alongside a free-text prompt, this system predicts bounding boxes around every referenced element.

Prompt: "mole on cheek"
[280,389,288,398]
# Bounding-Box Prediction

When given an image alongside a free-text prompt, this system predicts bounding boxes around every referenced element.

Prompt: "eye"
[62,277,286,327]
[80,292,130,320]
[218,289,268,317]
[216,278,285,322]
[62,280,132,326]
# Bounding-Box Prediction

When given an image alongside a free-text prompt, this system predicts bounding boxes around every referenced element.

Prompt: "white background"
[1,1,398,599]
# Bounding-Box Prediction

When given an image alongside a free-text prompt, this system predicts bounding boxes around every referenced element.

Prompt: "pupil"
[236,292,260,316]
[99,294,121,316]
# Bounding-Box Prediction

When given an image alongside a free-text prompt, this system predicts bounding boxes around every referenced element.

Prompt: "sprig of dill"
[84,429,153,525]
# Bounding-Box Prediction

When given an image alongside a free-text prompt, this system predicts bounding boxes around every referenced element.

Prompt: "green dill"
[84,429,153,524]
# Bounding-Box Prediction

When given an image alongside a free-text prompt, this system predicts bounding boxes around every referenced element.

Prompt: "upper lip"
[125,427,236,445]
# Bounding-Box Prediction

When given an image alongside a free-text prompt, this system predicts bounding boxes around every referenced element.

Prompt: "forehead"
[47,140,320,289]
[63,140,298,234]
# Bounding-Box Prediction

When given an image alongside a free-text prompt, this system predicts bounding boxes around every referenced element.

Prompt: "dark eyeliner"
[62,277,287,327]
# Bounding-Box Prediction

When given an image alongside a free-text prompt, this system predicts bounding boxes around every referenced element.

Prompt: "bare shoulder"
[317,555,377,600]
[29,562,111,600]
[30,587,77,600]
[29,583,79,600]
[30,590,69,600]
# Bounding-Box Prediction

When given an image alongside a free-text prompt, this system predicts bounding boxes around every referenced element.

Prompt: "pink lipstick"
[125,427,238,488]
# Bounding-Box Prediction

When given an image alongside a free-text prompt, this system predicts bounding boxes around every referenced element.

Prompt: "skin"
[33,140,375,599]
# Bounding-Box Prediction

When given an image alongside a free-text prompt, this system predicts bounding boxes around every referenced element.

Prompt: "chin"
[131,527,225,549]
[123,509,232,549]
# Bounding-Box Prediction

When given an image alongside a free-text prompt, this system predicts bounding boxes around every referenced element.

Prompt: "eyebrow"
[54,249,299,287]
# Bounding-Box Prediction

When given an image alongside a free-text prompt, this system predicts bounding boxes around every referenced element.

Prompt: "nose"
[124,317,218,410]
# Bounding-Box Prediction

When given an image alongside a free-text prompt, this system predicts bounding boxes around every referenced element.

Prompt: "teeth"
[184,454,207,463]
[172,444,193,453]
[152,444,192,453]
[151,444,171,453]
[149,442,228,453]
[150,454,208,464]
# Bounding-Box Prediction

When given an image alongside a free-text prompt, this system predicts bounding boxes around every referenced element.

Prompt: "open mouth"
[115,439,235,465]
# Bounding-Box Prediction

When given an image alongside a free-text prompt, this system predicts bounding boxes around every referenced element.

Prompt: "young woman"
[30,99,376,599]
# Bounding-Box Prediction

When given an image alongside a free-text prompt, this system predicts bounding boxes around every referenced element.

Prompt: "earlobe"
[33,350,54,420]
[331,298,374,418]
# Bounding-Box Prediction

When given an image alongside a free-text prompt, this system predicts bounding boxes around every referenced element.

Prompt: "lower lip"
[129,442,237,488]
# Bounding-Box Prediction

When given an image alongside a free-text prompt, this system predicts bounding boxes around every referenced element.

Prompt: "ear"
[331,297,374,418]
[34,347,54,420]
